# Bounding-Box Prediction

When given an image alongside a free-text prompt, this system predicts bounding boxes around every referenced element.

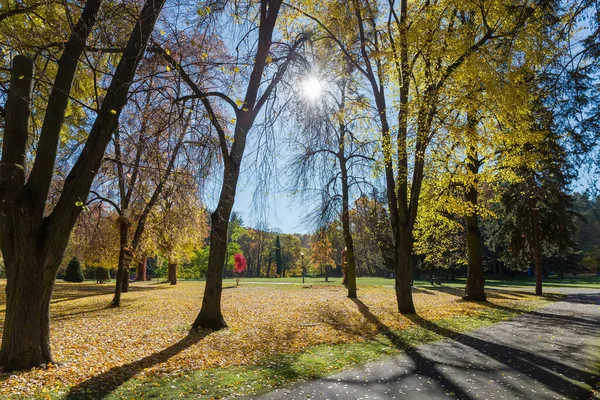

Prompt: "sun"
[302,77,322,100]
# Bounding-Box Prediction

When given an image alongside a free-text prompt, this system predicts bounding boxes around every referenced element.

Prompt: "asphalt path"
[253,288,600,400]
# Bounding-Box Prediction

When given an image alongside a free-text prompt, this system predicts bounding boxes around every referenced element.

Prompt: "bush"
[95,267,110,283]
[64,257,84,282]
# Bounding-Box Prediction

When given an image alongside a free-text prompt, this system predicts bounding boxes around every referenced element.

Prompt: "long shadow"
[66,329,211,399]
[406,313,597,399]
[478,299,599,329]
[351,298,474,399]
[349,298,598,400]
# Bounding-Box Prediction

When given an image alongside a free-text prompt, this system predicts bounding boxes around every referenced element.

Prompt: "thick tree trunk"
[135,257,147,281]
[192,165,239,330]
[168,262,177,285]
[463,138,486,301]
[532,208,543,296]
[0,234,57,370]
[395,231,416,314]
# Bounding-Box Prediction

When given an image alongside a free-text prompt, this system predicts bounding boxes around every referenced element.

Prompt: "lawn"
[0,280,556,399]
[229,275,600,289]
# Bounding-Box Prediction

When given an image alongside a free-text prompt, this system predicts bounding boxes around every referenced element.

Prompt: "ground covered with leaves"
[0,280,552,399]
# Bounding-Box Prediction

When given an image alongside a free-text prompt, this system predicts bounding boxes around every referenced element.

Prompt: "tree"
[310,232,335,282]
[0,0,166,371]
[63,258,84,283]
[292,0,554,314]
[289,60,375,297]
[184,0,305,330]
[275,235,283,276]
[233,253,247,286]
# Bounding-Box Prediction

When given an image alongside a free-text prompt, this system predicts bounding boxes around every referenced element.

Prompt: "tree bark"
[168,262,177,285]
[192,191,234,330]
[135,257,147,281]
[532,207,543,295]
[395,231,416,313]
[340,165,357,298]
[112,217,131,306]
[464,124,486,301]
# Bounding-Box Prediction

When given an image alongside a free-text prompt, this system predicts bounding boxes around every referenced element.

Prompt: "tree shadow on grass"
[65,329,211,399]
[348,298,597,400]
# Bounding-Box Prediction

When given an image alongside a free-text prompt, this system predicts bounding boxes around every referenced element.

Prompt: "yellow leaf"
[18,75,25,79]
[266,56,272,64]
[235,99,244,107]
[166,65,171,72]
[110,110,117,115]
[233,66,240,73]
[230,118,236,124]
[165,49,170,56]
[160,29,166,35]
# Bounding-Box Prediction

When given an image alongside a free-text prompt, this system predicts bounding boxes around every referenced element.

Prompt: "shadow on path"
[351,298,473,399]
[350,298,597,400]
[66,329,211,399]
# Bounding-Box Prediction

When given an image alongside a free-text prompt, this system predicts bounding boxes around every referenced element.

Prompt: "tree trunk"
[395,231,416,314]
[532,207,543,296]
[135,257,147,281]
[266,249,272,278]
[168,262,177,285]
[463,136,486,302]
[192,166,239,330]
[339,143,357,298]
[0,233,57,370]
[112,217,131,306]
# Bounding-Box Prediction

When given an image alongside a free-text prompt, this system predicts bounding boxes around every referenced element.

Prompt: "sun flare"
[303,77,322,100]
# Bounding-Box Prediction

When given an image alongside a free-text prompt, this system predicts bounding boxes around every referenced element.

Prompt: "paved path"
[253,289,600,400]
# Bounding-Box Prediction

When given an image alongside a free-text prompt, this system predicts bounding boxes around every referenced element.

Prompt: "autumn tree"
[289,55,376,297]
[310,231,335,282]
[291,0,556,313]
[159,0,308,330]
[0,0,166,370]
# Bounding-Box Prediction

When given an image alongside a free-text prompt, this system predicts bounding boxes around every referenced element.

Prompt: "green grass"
[103,297,552,400]
[222,275,600,289]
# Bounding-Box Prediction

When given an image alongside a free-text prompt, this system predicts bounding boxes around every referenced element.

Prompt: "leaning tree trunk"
[168,262,177,285]
[192,164,238,330]
[532,207,543,296]
[463,134,486,301]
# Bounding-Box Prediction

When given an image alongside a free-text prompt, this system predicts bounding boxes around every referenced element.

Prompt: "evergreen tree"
[63,258,84,283]
[492,100,578,294]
